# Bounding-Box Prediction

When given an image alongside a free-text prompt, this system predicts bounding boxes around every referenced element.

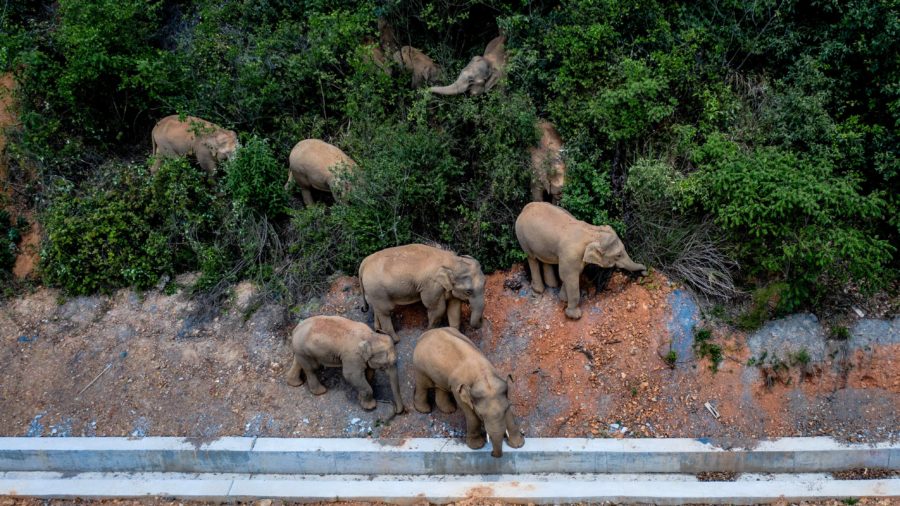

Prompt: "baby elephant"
[285,139,357,206]
[359,244,486,343]
[286,315,404,414]
[151,115,238,175]
[529,120,566,204]
[515,202,647,319]
[413,327,524,458]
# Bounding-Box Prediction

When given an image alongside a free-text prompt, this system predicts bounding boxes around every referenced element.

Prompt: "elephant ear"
[582,241,606,265]
[358,340,373,361]
[434,266,454,293]
[456,384,474,410]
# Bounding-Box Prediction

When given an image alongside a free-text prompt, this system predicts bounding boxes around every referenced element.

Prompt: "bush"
[0,210,27,274]
[223,136,288,219]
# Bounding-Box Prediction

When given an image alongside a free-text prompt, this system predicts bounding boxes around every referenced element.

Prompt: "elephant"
[515,202,647,320]
[529,120,566,204]
[359,244,486,343]
[285,315,404,414]
[429,35,506,96]
[151,115,238,175]
[392,46,442,88]
[413,327,524,458]
[285,139,357,206]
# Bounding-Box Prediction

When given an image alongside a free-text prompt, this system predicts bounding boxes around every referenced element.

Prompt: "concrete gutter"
[1,437,897,475]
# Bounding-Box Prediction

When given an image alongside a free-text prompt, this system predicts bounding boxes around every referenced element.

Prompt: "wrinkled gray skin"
[392,46,442,88]
[285,139,357,207]
[413,327,524,458]
[151,115,238,175]
[529,120,566,204]
[429,35,506,96]
[359,244,486,343]
[515,202,647,319]
[286,315,404,414]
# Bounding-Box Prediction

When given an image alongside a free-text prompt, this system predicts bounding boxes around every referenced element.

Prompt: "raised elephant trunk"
[429,75,468,95]
[468,295,485,329]
[386,365,404,414]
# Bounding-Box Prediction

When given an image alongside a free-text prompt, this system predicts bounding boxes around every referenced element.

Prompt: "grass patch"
[692,327,723,372]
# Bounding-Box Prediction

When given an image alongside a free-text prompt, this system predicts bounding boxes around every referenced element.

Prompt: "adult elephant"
[285,139,357,206]
[359,244,486,342]
[429,35,506,96]
[151,115,238,175]
[515,202,647,319]
[413,327,524,458]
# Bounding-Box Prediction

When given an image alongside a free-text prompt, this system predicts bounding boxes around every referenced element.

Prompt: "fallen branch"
[78,363,112,396]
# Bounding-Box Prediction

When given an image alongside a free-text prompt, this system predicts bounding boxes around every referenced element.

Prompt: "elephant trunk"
[386,365,404,414]
[486,421,506,458]
[429,75,468,96]
[469,295,485,329]
[617,253,648,276]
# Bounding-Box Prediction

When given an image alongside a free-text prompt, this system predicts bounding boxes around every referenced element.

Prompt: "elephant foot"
[506,430,525,448]
[565,306,582,320]
[285,376,305,387]
[308,384,327,396]
[414,399,432,414]
[531,285,545,295]
[359,396,377,411]
[393,403,406,415]
[436,400,457,414]
[466,433,486,450]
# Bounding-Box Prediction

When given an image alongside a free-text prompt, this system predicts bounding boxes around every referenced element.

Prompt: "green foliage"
[665,349,677,368]
[831,325,851,341]
[224,136,288,219]
[736,282,790,330]
[693,327,723,373]
[0,210,27,274]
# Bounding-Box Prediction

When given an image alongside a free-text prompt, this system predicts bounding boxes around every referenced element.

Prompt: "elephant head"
[207,130,239,163]
[530,121,566,204]
[359,332,404,414]
[437,255,486,329]
[583,228,648,275]
[457,374,521,458]
[429,36,506,96]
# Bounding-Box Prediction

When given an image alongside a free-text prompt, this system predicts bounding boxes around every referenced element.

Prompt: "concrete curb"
[1,437,897,475]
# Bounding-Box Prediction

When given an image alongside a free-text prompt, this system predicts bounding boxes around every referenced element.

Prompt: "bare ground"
[0,267,898,443]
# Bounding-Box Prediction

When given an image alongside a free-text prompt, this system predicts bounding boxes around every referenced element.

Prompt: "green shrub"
[0,210,27,274]
[693,327,723,372]
[224,136,288,219]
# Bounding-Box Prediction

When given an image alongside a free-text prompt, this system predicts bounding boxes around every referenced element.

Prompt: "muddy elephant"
[359,244,486,343]
[429,35,506,96]
[529,120,566,204]
[285,139,357,206]
[393,46,442,88]
[151,115,238,175]
[515,202,647,319]
[413,327,524,458]
[285,315,404,414]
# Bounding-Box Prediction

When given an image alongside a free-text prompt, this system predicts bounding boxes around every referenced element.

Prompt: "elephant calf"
[392,46,442,88]
[359,244,485,342]
[413,327,524,458]
[286,315,404,414]
[151,115,238,175]
[285,139,357,206]
[529,120,566,204]
[515,202,647,319]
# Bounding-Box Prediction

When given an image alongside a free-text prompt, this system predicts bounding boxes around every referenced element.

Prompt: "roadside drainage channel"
[1,437,898,503]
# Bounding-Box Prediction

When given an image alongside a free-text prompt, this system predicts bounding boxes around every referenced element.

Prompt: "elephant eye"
[466,289,473,296]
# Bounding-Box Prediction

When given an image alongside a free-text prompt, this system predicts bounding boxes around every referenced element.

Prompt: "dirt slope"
[0,268,897,443]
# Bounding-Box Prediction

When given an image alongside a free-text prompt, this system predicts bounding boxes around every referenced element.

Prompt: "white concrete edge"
[2,477,899,504]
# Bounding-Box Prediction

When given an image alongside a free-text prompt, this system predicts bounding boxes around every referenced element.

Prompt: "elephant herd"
[146,30,648,459]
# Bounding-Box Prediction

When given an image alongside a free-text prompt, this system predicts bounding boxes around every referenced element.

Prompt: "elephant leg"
[505,409,525,448]
[426,298,448,329]
[151,156,163,174]
[344,361,376,410]
[195,151,217,176]
[285,356,306,387]
[435,389,457,414]
[526,256,545,294]
[446,298,462,329]
[542,263,559,288]
[300,187,315,207]
[375,309,399,343]
[457,399,486,450]
[296,355,326,395]
[531,181,544,202]
[413,370,434,413]
[560,264,583,320]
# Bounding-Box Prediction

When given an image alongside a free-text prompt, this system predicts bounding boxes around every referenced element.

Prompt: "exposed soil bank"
[0,268,897,443]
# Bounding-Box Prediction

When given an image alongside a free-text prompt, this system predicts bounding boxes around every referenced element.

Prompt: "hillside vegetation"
[1,0,897,316]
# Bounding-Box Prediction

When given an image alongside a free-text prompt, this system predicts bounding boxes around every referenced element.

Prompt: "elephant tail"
[358,263,369,313]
